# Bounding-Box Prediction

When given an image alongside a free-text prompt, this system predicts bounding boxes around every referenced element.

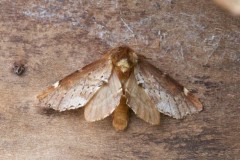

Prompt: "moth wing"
[125,72,160,125]
[37,54,113,111]
[84,70,122,121]
[134,56,203,119]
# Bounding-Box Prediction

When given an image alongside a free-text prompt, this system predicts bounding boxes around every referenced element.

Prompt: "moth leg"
[112,96,129,131]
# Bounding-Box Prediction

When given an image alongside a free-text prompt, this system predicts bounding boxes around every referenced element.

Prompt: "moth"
[38,46,203,131]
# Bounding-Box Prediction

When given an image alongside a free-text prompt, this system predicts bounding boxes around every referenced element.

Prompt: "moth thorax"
[116,59,131,73]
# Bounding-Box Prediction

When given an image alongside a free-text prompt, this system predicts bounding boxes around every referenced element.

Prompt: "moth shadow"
[37,106,84,117]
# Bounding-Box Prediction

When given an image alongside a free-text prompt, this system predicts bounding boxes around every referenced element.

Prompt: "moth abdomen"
[112,96,129,131]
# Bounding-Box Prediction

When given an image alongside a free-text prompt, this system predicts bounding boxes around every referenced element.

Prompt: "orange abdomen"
[112,96,129,131]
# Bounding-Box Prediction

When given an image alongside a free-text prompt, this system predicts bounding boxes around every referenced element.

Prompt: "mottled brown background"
[0,0,239,159]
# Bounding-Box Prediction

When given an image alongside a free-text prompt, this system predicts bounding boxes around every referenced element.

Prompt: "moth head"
[116,59,130,73]
[111,46,138,73]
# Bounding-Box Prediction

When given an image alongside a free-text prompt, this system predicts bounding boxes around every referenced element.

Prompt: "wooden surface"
[0,0,239,159]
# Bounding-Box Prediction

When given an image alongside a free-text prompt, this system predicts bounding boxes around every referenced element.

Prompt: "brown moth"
[38,46,203,131]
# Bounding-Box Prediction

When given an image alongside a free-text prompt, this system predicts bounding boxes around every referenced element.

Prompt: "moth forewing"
[37,85,56,100]
[37,54,113,111]
[183,88,203,111]
[135,56,203,119]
